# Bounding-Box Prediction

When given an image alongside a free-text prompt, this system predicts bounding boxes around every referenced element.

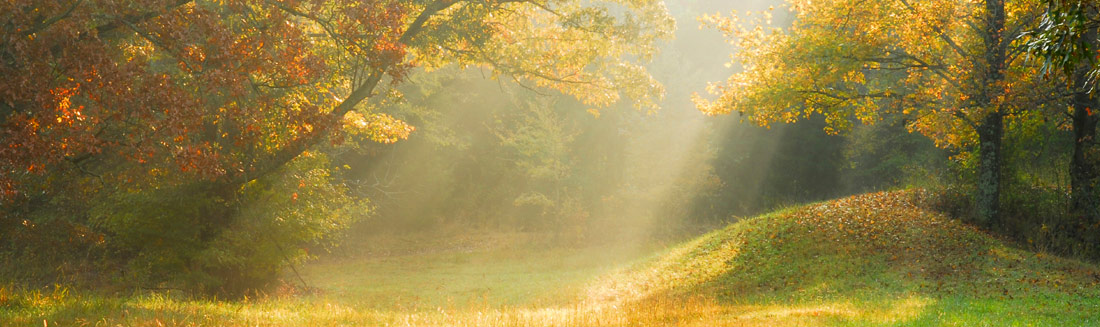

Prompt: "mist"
[328,0,844,245]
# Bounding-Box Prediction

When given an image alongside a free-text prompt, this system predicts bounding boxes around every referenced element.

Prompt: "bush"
[88,154,366,295]
[0,171,111,287]
[923,183,974,222]
[924,182,1098,261]
[999,184,1100,259]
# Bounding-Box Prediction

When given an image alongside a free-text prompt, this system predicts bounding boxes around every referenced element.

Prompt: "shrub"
[89,154,366,295]
[999,184,1100,259]
[924,182,1098,261]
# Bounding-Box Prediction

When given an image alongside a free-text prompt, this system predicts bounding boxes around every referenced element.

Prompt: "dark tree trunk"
[1070,70,1100,243]
[973,0,1007,226]
[975,112,1005,225]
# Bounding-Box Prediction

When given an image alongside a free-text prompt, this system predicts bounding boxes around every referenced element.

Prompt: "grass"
[301,230,654,308]
[3,190,1100,326]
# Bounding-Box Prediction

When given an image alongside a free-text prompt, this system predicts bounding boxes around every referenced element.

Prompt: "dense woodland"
[1,0,1099,303]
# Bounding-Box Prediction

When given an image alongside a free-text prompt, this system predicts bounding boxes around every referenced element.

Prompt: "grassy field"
[3,190,1100,326]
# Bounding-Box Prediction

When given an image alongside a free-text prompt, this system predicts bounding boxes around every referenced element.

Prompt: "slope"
[587,190,1100,325]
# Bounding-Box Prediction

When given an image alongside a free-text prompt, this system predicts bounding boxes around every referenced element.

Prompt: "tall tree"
[0,0,674,290]
[694,0,1043,226]
[1028,0,1100,240]
[0,0,672,202]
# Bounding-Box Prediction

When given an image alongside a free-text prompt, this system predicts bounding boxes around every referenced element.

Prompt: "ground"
[2,190,1099,326]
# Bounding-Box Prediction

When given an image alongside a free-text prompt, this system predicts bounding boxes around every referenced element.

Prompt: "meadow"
[3,191,1098,326]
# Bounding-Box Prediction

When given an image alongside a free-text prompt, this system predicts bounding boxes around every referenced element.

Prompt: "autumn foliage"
[0,0,672,293]
[0,0,417,200]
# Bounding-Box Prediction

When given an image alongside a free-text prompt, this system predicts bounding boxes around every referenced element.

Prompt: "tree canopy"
[694,0,1046,224]
[0,0,674,293]
[0,0,674,202]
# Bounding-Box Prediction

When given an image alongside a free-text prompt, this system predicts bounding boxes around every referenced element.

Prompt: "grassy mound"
[589,190,1100,324]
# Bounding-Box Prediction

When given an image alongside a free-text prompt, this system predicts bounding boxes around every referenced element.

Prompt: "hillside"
[587,190,1100,325]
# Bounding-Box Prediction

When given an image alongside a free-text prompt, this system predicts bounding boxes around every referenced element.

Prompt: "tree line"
[696,0,1100,256]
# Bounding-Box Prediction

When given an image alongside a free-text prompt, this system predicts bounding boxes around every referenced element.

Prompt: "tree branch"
[95,0,194,35]
[230,0,461,186]
[23,0,84,36]
[897,0,977,68]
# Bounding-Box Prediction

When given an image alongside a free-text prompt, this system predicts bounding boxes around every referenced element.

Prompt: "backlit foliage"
[694,0,1046,146]
[0,0,674,201]
[0,0,674,292]
[412,0,674,111]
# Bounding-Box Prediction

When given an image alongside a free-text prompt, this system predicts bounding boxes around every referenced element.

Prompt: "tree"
[693,0,1044,226]
[1,0,673,201]
[1027,0,1100,241]
[0,0,673,291]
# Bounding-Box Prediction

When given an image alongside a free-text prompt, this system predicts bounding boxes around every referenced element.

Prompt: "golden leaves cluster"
[695,0,1046,146]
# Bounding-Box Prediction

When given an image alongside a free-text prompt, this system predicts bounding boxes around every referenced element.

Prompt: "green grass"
[588,190,1100,325]
[301,231,653,308]
[3,190,1099,326]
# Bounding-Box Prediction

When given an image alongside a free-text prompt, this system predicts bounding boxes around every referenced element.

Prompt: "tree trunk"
[973,0,1007,226]
[1070,72,1100,242]
[975,112,1004,226]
